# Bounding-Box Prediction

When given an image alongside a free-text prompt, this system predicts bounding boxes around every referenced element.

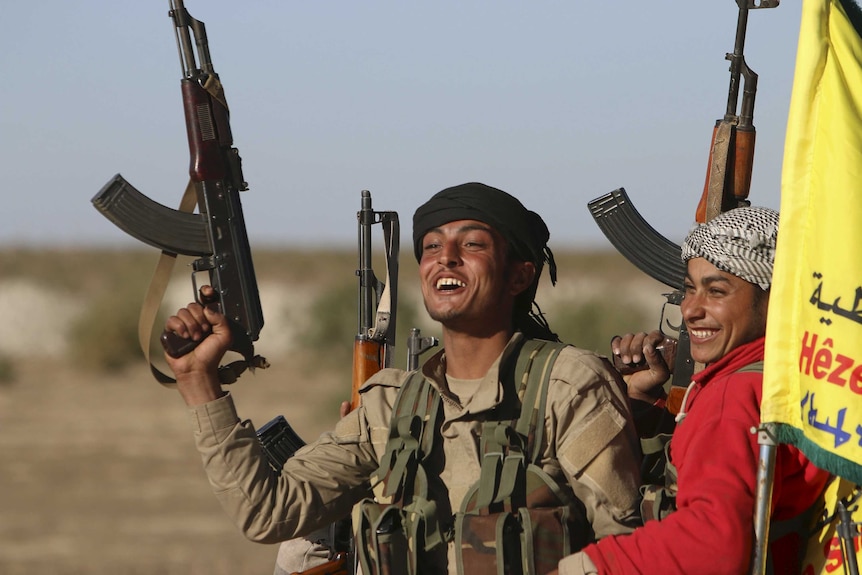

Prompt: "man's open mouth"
[436,278,465,290]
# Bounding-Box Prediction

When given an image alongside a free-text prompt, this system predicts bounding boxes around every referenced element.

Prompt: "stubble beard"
[424,300,460,324]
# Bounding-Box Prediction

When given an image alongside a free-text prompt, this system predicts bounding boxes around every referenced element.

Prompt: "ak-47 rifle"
[836,495,862,575]
[91,0,266,385]
[259,192,437,575]
[350,190,400,410]
[257,191,432,470]
[696,0,780,222]
[588,0,779,412]
[352,191,439,389]
[407,328,439,371]
[272,190,402,575]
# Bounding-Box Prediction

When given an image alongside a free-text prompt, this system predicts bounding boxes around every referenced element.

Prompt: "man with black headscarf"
[164,182,642,574]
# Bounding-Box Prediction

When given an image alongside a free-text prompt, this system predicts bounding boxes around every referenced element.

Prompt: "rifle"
[836,496,862,575]
[407,328,439,371]
[273,190,402,575]
[696,0,779,222]
[351,190,400,410]
[91,0,266,385]
[255,413,347,573]
[587,0,778,412]
[257,193,435,575]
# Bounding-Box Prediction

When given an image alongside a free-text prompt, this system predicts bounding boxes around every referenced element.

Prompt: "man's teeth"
[690,329,714,338]
[437,278,466,289]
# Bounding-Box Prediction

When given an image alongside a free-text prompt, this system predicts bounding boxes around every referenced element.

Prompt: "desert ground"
[0,248,666,574]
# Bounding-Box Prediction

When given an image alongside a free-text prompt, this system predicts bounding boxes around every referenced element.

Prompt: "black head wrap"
[413,182,558,340]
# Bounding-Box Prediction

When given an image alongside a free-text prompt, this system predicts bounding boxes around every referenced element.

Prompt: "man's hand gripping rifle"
[91,0,266,385]
[587,0,779,413]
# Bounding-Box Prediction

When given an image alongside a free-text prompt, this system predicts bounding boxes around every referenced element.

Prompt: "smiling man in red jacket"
[557,206,831,575]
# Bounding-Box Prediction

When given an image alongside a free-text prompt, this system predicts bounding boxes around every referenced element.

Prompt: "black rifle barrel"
[169,0,199,78]
[357,190,377,339]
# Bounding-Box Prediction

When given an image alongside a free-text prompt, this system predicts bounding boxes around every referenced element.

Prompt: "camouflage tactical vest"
[356,339,594,575]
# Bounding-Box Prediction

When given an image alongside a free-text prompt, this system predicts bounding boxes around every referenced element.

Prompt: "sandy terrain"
[0,352,345,575]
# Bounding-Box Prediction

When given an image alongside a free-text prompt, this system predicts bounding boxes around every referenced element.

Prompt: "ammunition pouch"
[358,469,447,575]
[358,503,411,575]
[454,464,592,575]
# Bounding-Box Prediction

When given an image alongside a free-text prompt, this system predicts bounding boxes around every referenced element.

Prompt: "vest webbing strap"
[517,340,565,461]
[376,369,437,501]
[475,340,567,512]
[737,360,764,374]
[376,339,567,513]
[138,180,197,388]
[360,339,571,575]
[641,360,766,522]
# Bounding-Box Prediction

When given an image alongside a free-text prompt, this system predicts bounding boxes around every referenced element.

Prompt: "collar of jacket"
[420,332,527,416]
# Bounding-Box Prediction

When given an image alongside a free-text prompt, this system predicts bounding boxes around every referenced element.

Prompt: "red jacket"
[584,337,831,574]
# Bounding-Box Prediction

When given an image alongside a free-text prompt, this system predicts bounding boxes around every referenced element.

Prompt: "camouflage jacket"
[186,332,643,573]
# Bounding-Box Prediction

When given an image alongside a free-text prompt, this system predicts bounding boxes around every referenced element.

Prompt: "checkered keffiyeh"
[681,206,779,290]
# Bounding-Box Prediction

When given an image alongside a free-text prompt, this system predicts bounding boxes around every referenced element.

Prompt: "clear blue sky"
[1,1,802,249]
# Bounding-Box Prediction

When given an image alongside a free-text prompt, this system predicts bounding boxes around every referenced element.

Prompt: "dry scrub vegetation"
[0,247,666,574]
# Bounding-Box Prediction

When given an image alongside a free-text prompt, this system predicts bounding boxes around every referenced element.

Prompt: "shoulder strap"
[374,370,440,502]
[473,340,568,512]
[640,359,767,522]
[516,340,567,465]
[736,360,764,374]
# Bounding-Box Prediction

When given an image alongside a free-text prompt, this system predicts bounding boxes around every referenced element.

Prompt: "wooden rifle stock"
[350,190,399,411]
[351,338,384,411]
[695,120,757,223]
[695,0,776,223]
[731,126,756,204]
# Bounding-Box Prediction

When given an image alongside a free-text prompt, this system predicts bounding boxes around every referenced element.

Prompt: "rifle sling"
[368,212,399,351]
[138,180,197,388]
[137,180,261,387]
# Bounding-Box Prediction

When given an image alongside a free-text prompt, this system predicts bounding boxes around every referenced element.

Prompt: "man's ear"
[509,261,537,296]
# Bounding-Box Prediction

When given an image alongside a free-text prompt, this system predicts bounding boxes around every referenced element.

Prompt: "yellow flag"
[762,0,862,483]
[800,478,862,574]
